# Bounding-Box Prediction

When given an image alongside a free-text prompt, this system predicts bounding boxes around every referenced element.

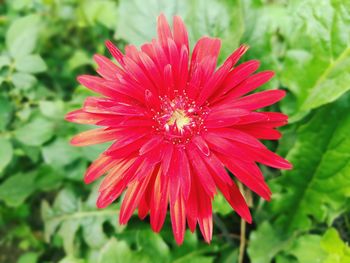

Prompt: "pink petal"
[157,14,173,47]
[170,194,186,245]
[105,40,125,66]
[197,189,213,243]
[206,128,265,148]
[150,168,169,232]
[227,90,286,111]
[187,147,216,198]
[94,54,122,80]
[220,70,275,101]
[84,154,118,184]
[119,173,153,224]
[192,135,210,156]
[214,60,260,100]
[70,128,119,146]
[196,44,249,105]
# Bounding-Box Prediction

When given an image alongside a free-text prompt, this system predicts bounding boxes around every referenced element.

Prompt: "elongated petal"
[226,90,286,111]
[187,147,216,197]
[119,173,153,224]
[65,109,110,125]
[150,168,169,232]
[215,60,260,99]
[105,40,125,66]
[205,109,251,127]
[157,14,172,47]
[220,71,275,102]
[196,44,249,105]
[70,128,119,146]
[218,154,271,200]
[94,54,122,80]
[192,135,210,156]
[170,194,186,245]
[84,154,118,184]
[207,128,265,148]
[197,188,213,243]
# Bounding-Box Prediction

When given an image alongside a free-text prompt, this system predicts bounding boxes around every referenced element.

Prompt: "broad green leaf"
[289,235,326,263]
[0,55,11,69]
[41,188,121,255]
[116,0,244,58]
[0,172,37,206]
[321,228,350,263]
[241,0,290,90]
[15,54,47,73]
[67,50,92,70]
[269,96,350,233]
[11,72,37,90]
[39,100,65,119]
[42,138,80,167]
[0,96,13,131]
[17,252,39,263]
[15,117,55,146]
[0,138,13,173]
[288,228,350,263]
[59,257,84,263]
[213,192,232,215]
[97,238,132,263]
[137,229,170,262]
[6,15,41,58]
[281,0,350,116]
[248,222,292,263]
[79,0,119,29]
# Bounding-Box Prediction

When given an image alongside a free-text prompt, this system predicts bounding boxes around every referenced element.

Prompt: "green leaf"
[241,1,290,90]
[321,228,350,263]
[248,222,292,263]
[97,238,133,263]
[41,188,121,255]
[0,96,13,131]
[269,95,350,233]
[280,0,350,116]
[0,172,37,206]
[67,50,92,70]
[42,138,80,167]
[0,138,13,173]
[39,100,65,119]
[59,257,84,263]
[287,228,350,263]
[137,229,170,262]
[17,252,39,263]
[213,192,232,215]
[79,0,119,29]
[35,165,63,191]
[6,15,42,58]
[15,54,47,73]
[116,0,244,58]
[289,235,327,263]
[15,117,55,146]
[0,55,11,69]
[11,72,37,90]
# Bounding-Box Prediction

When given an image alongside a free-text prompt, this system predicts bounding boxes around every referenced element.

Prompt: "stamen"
[153,93,209,145]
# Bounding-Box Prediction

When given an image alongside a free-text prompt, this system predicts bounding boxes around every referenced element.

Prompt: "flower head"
[66,14,292,245]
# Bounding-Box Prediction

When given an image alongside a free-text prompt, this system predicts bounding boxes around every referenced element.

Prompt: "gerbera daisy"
[66,14,292,245]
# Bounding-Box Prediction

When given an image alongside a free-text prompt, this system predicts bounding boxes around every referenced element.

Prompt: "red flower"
[66,14,292,245]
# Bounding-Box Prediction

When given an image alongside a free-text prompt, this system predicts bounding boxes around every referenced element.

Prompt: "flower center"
[166,109,190,130]
[153,94,209,145]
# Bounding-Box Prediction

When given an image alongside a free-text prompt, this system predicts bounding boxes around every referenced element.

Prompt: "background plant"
[0,0,349,262]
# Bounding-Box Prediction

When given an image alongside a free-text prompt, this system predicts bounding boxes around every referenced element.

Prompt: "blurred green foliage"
[0,0,350,262]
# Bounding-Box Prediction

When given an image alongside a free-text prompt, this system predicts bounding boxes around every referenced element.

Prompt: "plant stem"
[238,182,251,263]
[238,216,246,263]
